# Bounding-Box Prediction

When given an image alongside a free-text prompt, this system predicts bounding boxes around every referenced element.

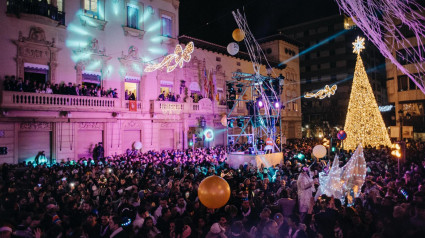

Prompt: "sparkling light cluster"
[144,42,194,73]
[305,84,337,99]
[343,41,392,151]
[316,144,366,203]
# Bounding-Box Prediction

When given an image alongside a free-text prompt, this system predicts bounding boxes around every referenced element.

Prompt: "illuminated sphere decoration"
[232,28,245,42]
[313,145,327,158]
[198,176,231,209]
[227,42,239,56]
[337,130,347,140]
[204,129,214,141]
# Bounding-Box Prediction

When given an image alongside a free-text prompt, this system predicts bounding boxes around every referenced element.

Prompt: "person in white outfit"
[297,167,315,222]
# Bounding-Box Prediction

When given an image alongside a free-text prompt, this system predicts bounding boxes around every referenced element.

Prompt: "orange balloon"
[198,175,231,209]
[232,28,245,42]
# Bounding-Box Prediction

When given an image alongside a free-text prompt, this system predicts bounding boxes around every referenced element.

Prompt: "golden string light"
[343,37,391,151]
[305,84,338,99]
[144,42,194,73]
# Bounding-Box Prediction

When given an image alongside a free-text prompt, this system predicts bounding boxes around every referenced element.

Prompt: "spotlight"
[228,119,234,128]
[204,129,214,141]
[237,118,244,128]
[257,97,264,108]
[236,83,244,93]
[274,101,280,109]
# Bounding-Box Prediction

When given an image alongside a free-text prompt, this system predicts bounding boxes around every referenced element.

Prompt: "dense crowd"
[1,140,425,238]
[2,76,118,98]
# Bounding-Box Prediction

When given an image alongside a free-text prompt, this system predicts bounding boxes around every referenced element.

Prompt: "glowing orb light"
[204,129,214,141]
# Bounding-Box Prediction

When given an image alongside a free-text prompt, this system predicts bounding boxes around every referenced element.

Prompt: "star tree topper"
[352,36,365,54]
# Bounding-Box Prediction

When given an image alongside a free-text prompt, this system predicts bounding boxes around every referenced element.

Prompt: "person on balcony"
[129,93,136,100]
[159,91,165,101]
[45,84,53,94]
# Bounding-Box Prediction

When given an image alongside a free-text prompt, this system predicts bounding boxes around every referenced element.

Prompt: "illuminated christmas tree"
[343,37,391,151]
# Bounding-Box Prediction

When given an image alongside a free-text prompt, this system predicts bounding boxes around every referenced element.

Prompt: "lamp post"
[397,109,411,141]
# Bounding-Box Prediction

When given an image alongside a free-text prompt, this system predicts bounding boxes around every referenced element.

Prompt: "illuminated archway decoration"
[305,84,338,99]
[144,41,194,73]
[204,129,214,142]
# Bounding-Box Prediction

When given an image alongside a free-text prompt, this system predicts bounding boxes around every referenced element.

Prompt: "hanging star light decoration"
[144,41,194,73]
[352,36,365,54]
[305,84,338,99]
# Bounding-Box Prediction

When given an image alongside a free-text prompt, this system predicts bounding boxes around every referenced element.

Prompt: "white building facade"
[0,0,301,164]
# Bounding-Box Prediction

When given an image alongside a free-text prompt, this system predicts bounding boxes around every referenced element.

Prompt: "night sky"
[179,0,341,46]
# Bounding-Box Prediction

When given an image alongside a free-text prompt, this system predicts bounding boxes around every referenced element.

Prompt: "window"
[84,0,99,19]
[161,15,172,37]
[127,5,139,29]
[409,78,418,90]
[125,82,138,100]
[398,75,408,91]
[57,0,64,12]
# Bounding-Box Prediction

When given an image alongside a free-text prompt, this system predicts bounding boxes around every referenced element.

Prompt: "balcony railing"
[7,0,66,25]
[1,91,118,111]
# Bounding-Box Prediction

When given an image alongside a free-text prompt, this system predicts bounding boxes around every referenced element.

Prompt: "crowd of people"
[1,140,425,238]
[2,76,119,98]
[158,91,181,102]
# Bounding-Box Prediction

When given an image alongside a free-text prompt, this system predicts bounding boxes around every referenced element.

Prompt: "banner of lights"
[144,42,194,73]
[305,84,338,99]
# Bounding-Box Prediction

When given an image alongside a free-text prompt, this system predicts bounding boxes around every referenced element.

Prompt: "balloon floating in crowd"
[133,141,142,150]
[337,130,347,140]
[313,145,327,158]
[227,42,239,56]
[198,175,231,209]
[232,28,245,42]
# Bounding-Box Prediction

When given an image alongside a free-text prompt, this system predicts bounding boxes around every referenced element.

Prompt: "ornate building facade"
[0,0,301,164]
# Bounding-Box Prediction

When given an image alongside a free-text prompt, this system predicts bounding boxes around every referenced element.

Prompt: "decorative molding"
[118,46,143,78]
[14,27,60,84]
[79,14,108,31]
[73,38,111,84]
[122,120,143,129]
[122,26,145,39]
[20,122,52,131]
[160,122,178,128]
[78,122,104,130]
[198,98,213,111]
[172,0,180,9]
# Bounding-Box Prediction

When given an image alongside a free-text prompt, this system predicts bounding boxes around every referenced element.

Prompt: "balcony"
[7,0,66,26]
[150,100,228,115]
[1,91,119,112]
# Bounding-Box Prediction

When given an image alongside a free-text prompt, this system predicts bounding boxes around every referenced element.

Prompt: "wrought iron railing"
[7,0,66,25]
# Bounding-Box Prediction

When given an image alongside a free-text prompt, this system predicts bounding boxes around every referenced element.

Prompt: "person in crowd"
[0,141,425,238]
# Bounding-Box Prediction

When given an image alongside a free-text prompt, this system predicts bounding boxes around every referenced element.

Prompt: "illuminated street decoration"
[378,105,394,112]
[352,36,365,54]
[305,84,338,99]
[344,37,391,151]
[144,42,194,73]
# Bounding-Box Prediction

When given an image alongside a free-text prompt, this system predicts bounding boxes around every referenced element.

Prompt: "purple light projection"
[335,0,425,94]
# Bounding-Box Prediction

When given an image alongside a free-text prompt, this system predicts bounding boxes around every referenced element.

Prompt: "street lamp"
[397,109,411,141]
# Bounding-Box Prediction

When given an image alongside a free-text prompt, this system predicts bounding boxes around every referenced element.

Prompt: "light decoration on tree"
[144,42,194,73]
[335,0,425,94]
[343,37,391,151]
[315,144,366,204]
[305,84,338,99]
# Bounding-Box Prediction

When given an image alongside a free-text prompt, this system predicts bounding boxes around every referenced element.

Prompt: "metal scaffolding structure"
[226,71,284,154]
